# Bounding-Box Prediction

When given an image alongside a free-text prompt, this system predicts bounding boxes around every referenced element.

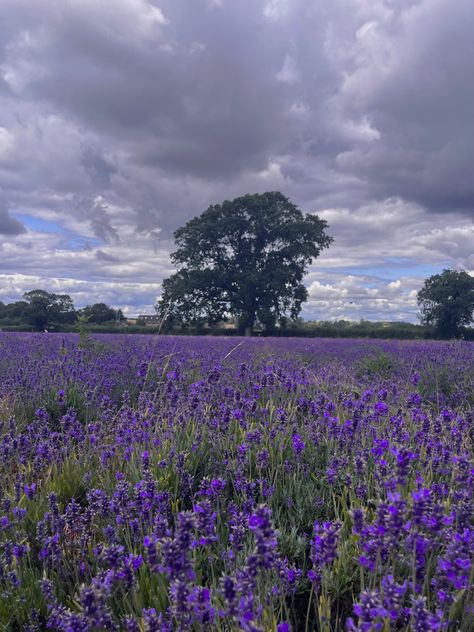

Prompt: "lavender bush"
[0,333,472,630]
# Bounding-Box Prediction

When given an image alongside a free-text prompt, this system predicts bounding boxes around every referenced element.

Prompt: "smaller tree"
[23,289,76,331]
[417,269,474,338]
[0,301,29,324]
[78,303,118,324]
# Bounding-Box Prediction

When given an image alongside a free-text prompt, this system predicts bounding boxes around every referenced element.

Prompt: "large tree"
[22,289,76,331]
[417,269,474,338]
[157,192,333,334]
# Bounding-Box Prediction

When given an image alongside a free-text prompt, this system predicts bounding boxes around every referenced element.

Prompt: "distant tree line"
[0,289,124,331]
[0,285,472,339]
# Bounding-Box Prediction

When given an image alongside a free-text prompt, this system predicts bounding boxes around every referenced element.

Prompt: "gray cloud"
[330,0,474,216]
[72,195,119,242]
[80,145,117,188]
[0,210,25,235]
[95,249,119,263]
[3,1,474,220]
[0,192,25,235]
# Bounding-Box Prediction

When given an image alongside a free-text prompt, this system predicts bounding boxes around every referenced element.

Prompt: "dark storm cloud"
[2,0,292,178]
[2,0,473,231]
[334,0,474,217]
[0,193,25,235]
[80,146,117,188]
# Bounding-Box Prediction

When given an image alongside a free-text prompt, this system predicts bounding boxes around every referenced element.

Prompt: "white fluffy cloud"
[302,273,421,322]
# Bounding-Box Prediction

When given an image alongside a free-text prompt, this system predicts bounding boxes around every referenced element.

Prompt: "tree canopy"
[157,192,333,334]
[22,289,76,331]
[78,303,123,324]
[0,300,28,322]
[417,268,474,338]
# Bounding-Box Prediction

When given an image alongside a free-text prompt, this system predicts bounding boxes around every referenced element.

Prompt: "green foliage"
[284,320,429,340]
[47,456,91,506]
[12,384,90,429]
[22,289,76,331]
[417,364,454,409]
[356,351,399,378]
[0,567,47,629]
[417,268,474,338]
[78,302,122,324]
[77,313,93,349]
[157,192,333,335]
[0,299,29,326]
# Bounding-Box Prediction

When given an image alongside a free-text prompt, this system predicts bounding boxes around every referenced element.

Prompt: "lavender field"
[0,333,473,631]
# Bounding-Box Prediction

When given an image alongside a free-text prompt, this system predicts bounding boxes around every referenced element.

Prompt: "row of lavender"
[0,333,473,630]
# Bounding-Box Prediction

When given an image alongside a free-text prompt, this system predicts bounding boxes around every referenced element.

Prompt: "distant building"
[138,314,161,325]
[125,315,161,326]
[203,320,237,330]
[215,321,237,330]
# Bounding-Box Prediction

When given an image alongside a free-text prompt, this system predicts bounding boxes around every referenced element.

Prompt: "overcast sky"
[0,0,473,320]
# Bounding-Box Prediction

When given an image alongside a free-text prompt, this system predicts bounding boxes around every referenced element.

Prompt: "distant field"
[0,333,473,630]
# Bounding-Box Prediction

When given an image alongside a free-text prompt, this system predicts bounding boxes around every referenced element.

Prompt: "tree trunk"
[239,311,255,336]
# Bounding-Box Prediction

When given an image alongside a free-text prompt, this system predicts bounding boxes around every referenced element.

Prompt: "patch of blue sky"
[353,262,447,281]
[66,236,102,250]
[13,213,102,250]
[319,261,447,282]
[14,213,66,234]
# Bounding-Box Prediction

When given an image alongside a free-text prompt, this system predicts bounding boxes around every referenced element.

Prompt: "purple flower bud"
[292,434,305,455]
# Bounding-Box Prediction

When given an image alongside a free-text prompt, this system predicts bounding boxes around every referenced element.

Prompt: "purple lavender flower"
[248,505,278,570]
[435,528,474,594]
[347,590,388,631]
[190,586,215,625]
[351,508,365,535]
[192,500,217,546]
[381,575,407,622]
[409,597,444,631]
[291,434,305,456]
[308,520,341,588]
[221,575,238,618]
[392,447,416,486]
